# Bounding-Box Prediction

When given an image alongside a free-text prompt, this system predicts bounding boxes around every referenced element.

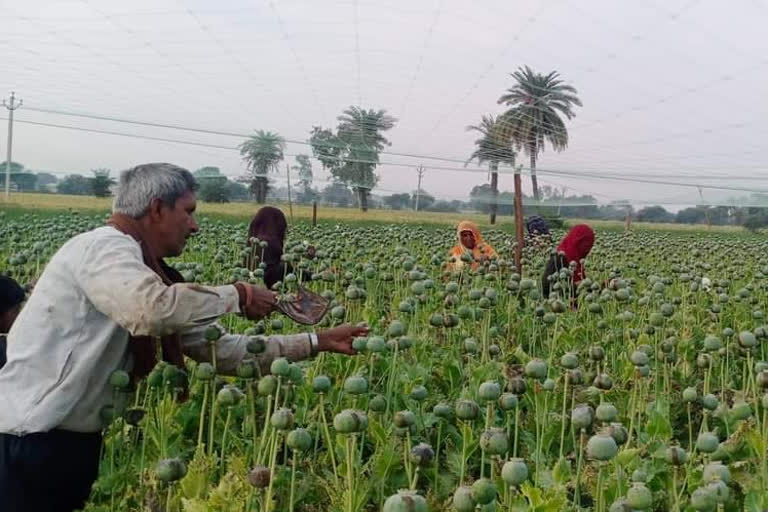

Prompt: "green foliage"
[57,174,92,195]
[238,130,285,203]
[309,106,396,211]
[91,169,115,198]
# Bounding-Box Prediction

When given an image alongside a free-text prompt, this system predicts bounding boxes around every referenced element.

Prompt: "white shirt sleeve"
[76,232,241,337]
[180,323,312,375]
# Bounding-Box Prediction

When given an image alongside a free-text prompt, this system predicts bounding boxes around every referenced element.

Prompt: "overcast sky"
[2,0,768,207]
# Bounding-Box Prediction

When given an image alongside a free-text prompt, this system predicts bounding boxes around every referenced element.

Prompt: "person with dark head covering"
[0,275,25,370]
[542,224,595,299]
[246,207,312,289]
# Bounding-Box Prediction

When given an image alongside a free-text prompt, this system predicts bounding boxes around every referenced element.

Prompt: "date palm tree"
[466,114,516,224]
[239,130,285,203]
[498,66,582,201]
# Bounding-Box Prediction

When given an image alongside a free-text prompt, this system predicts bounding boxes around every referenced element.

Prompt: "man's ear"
[146,198,165,222]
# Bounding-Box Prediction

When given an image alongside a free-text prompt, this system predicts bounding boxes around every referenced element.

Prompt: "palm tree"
[466,115,516,224]
[239,130,285,203]
[498,66,582,201]
[336,106,397,211]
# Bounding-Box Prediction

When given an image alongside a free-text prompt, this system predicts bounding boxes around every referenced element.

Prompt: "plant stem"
[289,450,298,512]
[319,394,339,484]
[197,384,209,450]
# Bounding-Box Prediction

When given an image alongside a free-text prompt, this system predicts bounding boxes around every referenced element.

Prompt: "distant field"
[0,192,749,234]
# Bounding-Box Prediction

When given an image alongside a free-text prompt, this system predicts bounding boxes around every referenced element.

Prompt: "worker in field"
[245,206,315,289]
[447,220,498,271]
[541,224,595,299]
[0,274,25,370]
[0,163,368,512]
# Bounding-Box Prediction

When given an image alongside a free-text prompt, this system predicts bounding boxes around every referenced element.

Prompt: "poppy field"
[2,209,768,512]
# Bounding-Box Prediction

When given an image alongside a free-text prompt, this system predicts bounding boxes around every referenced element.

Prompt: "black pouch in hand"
[276,286,330,325]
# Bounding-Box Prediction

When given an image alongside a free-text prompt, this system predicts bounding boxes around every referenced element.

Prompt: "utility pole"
[285,164,294,225]
[3,92,22,200]
[414,164,425,211]
[513,165,525,274]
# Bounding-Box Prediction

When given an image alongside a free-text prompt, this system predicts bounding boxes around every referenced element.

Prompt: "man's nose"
[190,218,200,233]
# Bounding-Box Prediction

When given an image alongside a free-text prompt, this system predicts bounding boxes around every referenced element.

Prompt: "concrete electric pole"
[3,92,22,200]
[414,165,425,212]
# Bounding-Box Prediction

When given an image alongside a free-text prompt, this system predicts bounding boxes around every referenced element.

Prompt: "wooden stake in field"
[312,201,318,227]
[513,167,524,274]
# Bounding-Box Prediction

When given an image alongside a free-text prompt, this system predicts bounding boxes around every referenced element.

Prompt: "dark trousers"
[0,429,102,512]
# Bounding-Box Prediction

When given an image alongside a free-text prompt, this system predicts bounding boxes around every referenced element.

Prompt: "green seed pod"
[595,403,618,423]
[463,338,479,354]
[382,490,428,512]
[100,405,115,426]
[216,387,238,407]
[730,401,751,421]
[665,445,687,466]
[609,499,632,512]
[248,465,271,488]
[388,320,406,338]
[608,422,628,446]
[352,337,368,352]
[682,387,698,403]
[270,358,291,377]
[125,407,146,426]
[286,428,312,452]
[629,350,649,367]
[567,369,584,385]
[330,306,346,320]
[409,443,435,467]
[696,432,719,453]
[625,482,653,510]
[257,375,278,396]
[590,345,606,361]
[204,325,222,342]
[246,336,266,355]
[478,381,501,402]
[452,486,476,512]
[394,410,416,428]
[594,373,614,390]
[631,469,647,483]
[155,457,187,483]
[703,462,731,484]
[542,378,555,391]
[433,402,452,418]
[587,431,618,461]
[237,360,256,379]
[498,393,518,411]
[455,399,481,421]
[501,458,528,486]
[109,370,130,390]
[571,404,594,431]
[739,331,758,348]
[689,486,716,511]
[270,408,295,430]
[333,409,368,434]
[196,362,215,381]
[524,359,548,380]
[706,479,729,504]
[312,375,331,393]
[369,395,387,412]
[560,352,579,369]
[701,393,719,411]
[471,478,496,505]
[344,376,368,395]
[367,336,387,353]
[703,335,722,352]
[479,428,508,456]
[410,385,428,402]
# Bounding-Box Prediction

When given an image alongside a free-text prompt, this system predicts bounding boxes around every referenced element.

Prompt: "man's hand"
[316,324,370,355]
[242,286,278,320]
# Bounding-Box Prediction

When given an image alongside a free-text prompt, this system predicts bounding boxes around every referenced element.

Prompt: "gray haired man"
[0,163,367,511]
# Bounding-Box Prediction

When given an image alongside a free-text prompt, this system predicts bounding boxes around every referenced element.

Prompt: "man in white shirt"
[0,163,367,512]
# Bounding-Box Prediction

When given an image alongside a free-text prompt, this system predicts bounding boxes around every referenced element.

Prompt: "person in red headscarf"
[541,224,595,299]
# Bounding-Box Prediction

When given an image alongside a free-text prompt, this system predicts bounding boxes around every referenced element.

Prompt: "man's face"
[460,230,476,250]
[155,191,199,257]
